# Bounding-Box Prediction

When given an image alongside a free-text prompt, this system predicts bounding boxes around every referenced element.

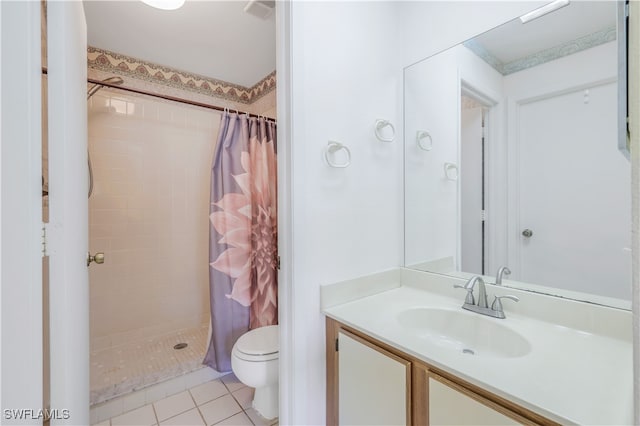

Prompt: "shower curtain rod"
[41,68,273,120]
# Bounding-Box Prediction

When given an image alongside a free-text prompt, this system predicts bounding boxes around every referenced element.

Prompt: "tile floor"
[93,373,277,426]
[91,325,209,405]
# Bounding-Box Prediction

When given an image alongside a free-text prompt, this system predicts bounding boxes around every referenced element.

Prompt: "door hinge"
[481,210,487,221]
[41,223,48,257]
[276,255,281,270]
[335,338,339,352]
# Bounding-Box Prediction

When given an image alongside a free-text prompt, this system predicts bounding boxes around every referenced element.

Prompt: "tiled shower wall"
[88,89,220,350]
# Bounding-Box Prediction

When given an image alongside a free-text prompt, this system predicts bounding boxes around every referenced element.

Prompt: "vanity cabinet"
[326,318,556,426]
[337,329,411,425]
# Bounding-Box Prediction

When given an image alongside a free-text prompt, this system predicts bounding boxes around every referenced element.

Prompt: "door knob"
[522,229,533,238]
[87,252,105,266]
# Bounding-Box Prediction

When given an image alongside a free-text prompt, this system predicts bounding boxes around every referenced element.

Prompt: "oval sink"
[397,307,531,358]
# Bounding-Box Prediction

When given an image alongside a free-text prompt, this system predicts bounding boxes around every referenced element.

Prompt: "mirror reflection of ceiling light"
[140,0,186,11]
[519,0,570,24]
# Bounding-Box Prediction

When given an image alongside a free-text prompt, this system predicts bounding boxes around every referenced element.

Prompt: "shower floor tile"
[91,324,209,405]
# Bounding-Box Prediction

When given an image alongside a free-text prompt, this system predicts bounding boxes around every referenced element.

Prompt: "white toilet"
[231,325,279,420]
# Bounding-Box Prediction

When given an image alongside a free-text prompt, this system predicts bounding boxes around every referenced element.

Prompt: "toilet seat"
[233,325,279,362]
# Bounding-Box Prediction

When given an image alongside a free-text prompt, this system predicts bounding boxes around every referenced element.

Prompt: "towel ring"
[416,130,433,151]
[444,162,458,181]
[374,119,395,143]
[325,141,351,168]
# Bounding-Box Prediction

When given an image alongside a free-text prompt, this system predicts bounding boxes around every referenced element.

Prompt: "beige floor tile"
[153,391,196,422]
[159,408,204,426]
[245,408,277,426]
[220,373,246,393]
[199,394,242,426]
[190,379,229,406]
[231,387,254,410]
[92,421,110,426]
[213,412,252,426]
[110,404,156,426]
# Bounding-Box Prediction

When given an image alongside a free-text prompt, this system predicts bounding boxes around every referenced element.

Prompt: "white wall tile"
[88,91,219,347]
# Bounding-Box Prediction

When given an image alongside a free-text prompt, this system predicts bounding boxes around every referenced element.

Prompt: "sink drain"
[462,348,475,355]
[173,343,188,350]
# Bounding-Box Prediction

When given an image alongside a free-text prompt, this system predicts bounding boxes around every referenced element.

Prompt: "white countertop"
[322,269,633,425]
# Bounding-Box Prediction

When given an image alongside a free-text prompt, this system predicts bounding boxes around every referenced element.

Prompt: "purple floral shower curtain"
[203,112,278,372]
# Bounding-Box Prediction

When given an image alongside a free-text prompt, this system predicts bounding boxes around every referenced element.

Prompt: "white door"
[460,106,484,275]
[47,2,90,424]
[338,331,409,425]
[517,82,631,299]
[429,375,521,425]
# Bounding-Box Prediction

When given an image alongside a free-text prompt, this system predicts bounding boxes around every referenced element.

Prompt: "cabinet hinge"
[41,223,48,257]
[276,255,281,270]
[335,338,339,352]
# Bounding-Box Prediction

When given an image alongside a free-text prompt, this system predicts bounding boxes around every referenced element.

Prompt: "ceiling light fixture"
[140,0,186,11]
[519,0,570,24]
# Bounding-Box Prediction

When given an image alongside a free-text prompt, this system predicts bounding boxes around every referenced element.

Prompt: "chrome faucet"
[496,266,511,285]
[454,275,519,319]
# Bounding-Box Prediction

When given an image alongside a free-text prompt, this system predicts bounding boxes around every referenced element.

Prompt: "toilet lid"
[235,325,279,356]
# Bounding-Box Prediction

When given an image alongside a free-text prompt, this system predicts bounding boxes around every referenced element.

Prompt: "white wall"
[0,1,43,418]
[284,2,546,424]
[629,2,640,422]
[287,2,403,423]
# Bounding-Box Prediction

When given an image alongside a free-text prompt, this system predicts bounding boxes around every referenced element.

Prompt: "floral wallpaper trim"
[87,46,276,104]
[464,26,617,76]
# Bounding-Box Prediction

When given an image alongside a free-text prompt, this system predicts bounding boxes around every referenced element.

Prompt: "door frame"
[46,2,90,424]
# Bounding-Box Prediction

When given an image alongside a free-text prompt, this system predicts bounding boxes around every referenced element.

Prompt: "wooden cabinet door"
[428,373,528,425]
[337,329,411,425]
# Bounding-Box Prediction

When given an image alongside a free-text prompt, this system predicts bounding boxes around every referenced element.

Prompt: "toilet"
[231,325,279,420]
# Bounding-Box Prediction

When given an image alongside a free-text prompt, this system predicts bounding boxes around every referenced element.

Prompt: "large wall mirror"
[404,1,631,308]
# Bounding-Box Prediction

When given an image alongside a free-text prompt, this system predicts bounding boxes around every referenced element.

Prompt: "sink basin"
[396,307,531,358]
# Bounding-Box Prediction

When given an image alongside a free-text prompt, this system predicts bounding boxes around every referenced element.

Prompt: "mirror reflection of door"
[517,82,630,298]
[460,95,487,276]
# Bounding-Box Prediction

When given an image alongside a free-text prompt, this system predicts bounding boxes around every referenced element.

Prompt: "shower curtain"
[204,112,278,372]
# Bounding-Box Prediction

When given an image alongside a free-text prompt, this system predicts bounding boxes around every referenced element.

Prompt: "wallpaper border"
[87,46,276,105]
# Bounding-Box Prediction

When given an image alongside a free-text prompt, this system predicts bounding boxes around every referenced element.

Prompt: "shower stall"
[87,84,221,404]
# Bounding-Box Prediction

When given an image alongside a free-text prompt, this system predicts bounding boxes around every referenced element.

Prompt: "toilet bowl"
[231,325,279,420]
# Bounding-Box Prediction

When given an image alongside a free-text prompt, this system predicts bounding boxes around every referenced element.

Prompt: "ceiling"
[83,0,276,88]
[472,1,616,64]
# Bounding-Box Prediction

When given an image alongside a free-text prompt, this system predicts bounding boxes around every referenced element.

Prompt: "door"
[428,374,524,425]
[47,2,90,424]
[460,105,485,275]
[338,330,410,425]
[517,82,631,298]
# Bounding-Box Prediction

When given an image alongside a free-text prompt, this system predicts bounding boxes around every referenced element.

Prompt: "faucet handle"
[491,295,519,313]
[454,284,475,305]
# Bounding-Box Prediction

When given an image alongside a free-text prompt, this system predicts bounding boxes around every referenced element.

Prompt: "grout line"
[244,409,257,426]
[228,388,247,411]
[211,410,244,426]
[186,388,208,426]
[151,402,160,426]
